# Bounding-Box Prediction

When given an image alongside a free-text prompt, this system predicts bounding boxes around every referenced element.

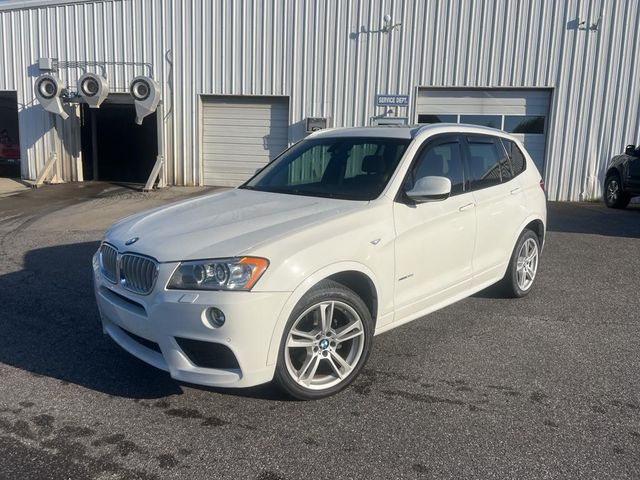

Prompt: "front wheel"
[500,229,540,298]
[604,174,630,209]
[274,280,373,400]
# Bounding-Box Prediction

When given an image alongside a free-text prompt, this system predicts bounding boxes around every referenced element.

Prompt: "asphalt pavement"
[0,183,639,479]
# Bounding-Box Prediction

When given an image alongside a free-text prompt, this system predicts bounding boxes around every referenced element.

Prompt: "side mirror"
[625,144,637,156]
[406,176,452,202]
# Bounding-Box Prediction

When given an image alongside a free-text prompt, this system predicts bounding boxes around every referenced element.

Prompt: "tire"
[604,173,630,209]
[274,279,374,400]
[500,229,540,298]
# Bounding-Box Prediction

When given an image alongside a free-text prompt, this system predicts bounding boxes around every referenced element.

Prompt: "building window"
[460,115,501,129]
[504,115,545,134]
[417,114,457,124]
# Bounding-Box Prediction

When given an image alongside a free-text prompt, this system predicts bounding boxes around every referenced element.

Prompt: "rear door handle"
[459,202,475,212]
[510,187,522,195]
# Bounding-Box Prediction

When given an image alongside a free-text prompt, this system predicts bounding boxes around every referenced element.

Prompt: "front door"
[393,135,476,319]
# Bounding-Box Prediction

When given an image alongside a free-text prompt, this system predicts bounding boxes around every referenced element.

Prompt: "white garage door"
[201,96,289,186]
[416,88,551,173]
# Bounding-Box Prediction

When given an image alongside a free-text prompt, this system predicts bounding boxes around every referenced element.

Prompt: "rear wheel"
[604,173,630,209]
[500,229,540,298]
[274,280,373,400]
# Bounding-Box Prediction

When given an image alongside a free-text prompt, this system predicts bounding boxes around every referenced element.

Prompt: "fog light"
[206,307,226,328]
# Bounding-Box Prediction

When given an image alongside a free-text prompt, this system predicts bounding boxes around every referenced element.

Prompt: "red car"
[0,142,20,178]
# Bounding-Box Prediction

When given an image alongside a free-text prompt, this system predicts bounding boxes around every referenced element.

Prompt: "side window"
[465,136,508,190]
[408,137,466,195]
[501,139,527,176]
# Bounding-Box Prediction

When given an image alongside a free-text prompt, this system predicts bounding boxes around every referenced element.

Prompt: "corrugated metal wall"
[1,0,639,200]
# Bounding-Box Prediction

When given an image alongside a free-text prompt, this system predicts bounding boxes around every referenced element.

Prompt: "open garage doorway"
[81,97,157,184]
[0,91,21,178]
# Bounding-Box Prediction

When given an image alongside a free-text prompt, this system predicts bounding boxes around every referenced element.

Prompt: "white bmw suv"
[93,124,546,400]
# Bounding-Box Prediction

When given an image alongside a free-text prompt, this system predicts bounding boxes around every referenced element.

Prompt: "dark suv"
[604,144,640,208]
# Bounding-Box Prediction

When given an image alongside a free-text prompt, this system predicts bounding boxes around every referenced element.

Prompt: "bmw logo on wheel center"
[319,339,330,350]
[125,237,139,246]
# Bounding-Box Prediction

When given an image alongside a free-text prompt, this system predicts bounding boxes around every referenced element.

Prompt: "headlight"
[167,257,269,291]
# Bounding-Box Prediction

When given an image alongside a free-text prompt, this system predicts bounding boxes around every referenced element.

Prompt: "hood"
[104,188,364,261]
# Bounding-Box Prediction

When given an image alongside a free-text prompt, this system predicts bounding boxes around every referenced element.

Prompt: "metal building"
[0,0,639,200]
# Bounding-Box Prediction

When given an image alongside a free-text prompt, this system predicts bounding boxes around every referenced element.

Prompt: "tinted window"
[465,136,506,190]
[417,114,457,124]
[285,145,330,185]
[244,137,410,200]
[345,143,383,178]
[501,139,527,176]
[460,115,501,129]
[407,137,466,195]
[504,115,545,134]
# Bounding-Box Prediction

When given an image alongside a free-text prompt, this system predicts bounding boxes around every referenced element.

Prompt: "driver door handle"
[510,187,522,195]
[459,202,475,212]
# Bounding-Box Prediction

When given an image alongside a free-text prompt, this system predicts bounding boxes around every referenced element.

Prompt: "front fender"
[265,261,382,367]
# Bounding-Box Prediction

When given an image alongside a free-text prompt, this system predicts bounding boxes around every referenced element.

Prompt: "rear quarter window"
[501,139,527,176]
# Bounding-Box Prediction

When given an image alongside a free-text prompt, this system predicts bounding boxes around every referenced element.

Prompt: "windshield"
[241,136,411,200]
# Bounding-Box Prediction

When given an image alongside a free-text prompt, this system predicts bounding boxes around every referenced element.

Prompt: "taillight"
[539,179,545,192]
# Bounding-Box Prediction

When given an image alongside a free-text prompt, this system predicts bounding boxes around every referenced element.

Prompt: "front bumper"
[92,252,290,388]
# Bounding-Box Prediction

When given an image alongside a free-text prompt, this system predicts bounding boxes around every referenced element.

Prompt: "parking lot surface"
[0,183,639,479]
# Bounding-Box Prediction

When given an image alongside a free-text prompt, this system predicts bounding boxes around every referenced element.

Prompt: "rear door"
[393,134,476,318]
[463,134,526,286]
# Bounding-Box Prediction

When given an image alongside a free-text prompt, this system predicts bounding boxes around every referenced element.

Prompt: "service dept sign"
[375,94,409,107]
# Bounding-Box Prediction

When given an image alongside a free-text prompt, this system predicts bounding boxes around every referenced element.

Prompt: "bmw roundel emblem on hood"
[125,237,139,246]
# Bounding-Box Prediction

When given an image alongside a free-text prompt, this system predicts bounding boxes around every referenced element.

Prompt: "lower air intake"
[175,338,240,370]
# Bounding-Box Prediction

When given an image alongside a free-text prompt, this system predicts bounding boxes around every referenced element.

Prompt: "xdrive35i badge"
[125,237,139,246]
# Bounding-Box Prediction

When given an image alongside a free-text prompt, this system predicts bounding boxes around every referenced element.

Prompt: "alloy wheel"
[516,237,538,291]
[284,300,365,390]
[607,179,619,204]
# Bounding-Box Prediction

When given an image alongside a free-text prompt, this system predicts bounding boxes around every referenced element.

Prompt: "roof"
[309,126,420,140]
[309,123,511,140]
[416,122,510,137]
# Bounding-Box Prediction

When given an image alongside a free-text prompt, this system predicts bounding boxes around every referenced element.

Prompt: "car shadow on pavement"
[184,383,290,401]
[471,283,506,299]
[0,241,184,399]
[546,201,640,239]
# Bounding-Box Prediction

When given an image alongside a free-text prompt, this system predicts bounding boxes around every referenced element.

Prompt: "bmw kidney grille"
[99,243,158,295]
